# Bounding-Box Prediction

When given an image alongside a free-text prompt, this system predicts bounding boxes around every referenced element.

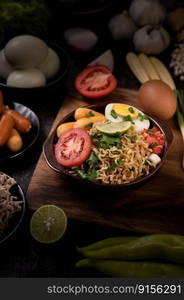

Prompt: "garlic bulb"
[64,28,98,52]
[108,10,137,40]
[88,50,114,71]
[129,0,166,26]
[133,25,170,55]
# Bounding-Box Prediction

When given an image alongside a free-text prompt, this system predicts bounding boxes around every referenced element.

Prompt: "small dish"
[0,172,25,244]
[0,102,40,164]
[0,41,70,101]
[43,103,173,189]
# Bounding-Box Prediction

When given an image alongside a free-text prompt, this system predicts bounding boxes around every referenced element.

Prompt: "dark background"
[0,0,183,277]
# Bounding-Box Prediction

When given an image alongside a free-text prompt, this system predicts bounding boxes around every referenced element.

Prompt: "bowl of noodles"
[43,102,173,189]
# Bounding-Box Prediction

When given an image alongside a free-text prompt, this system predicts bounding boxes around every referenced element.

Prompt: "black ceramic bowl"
[0,102,40,164]
[0,41,70,102]
[43,102,173,189]
[0,172,25,244]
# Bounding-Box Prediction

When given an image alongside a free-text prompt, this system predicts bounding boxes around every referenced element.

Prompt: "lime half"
[30,205,67,244]
[96,121,131,135]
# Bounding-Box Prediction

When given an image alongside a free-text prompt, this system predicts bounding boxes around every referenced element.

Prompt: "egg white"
[105,103,123,123]
[133,118,150,132]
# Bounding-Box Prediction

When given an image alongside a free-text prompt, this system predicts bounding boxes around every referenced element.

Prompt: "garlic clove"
[108,10,137,40]
[133,25,170,55]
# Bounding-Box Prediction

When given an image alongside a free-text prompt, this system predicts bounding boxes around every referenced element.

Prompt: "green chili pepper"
[77,234,184,265]
[76,259,184,277]
[77,237,138,253]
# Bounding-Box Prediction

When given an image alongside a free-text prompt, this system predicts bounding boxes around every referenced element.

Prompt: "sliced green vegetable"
[147,130,153,135]
[123,115,133,122]
[107,162,117,172]
[128,107,134,113]
[87,111,95,117]
[111,109,118,119]
[87,152,99,167]
[138,113,149,121]
[151,142,158,148]
[117,159,124,165]
[99,134,121,149]
[84,122,93,128]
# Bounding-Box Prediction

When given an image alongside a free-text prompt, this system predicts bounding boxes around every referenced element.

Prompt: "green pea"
[76,259,184,277]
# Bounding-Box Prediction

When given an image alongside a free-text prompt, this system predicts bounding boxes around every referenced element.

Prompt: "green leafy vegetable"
[144,160,149,166]
[87,152,99,167]
[138,113,149,121]
[126,135,137,143]
[100,134,122,149]
[111,151,120,155]
[117,159,124,165]
[84,122,94,129]
[74,151,99,182]
[111,109,118,119]
[76,166,98,182]
[151,142,158,148]
[107,162,117,172]
[0,0,50,43]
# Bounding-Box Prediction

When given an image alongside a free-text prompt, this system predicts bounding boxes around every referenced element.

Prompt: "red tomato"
[75,65,117,99]
[143,127,165,155]
[55,128,92,167]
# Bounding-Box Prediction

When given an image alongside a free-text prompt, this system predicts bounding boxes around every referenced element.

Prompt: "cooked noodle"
[91,128,156,184]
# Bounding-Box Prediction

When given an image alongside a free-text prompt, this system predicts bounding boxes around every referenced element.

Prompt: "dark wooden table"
[0,0,183,278]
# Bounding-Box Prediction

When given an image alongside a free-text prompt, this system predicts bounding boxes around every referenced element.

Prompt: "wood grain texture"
[27,88,184,234]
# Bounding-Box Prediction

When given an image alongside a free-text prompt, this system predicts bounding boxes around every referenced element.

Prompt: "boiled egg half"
[105,103,139,123]
[105,103,150,132]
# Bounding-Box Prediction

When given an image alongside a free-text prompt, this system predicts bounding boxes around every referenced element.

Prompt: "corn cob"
[138,54,160,80]
[126,52,149,84]
[150,57,176,90]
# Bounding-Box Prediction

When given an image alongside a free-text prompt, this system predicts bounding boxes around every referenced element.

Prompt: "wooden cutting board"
[27,88,184,234]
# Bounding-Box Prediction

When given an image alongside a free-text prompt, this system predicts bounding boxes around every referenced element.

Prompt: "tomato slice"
[75,65,117,99]
[143,127,165,155]
[54,128,92,167]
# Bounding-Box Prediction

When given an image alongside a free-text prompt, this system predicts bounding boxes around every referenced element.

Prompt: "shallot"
[64,28,98,52]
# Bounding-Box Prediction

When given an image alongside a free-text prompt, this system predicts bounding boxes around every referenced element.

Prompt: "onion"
[64,27,98,52]
[88,50,114,71]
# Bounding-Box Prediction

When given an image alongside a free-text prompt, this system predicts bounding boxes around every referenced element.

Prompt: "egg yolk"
[113,104,138,119]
